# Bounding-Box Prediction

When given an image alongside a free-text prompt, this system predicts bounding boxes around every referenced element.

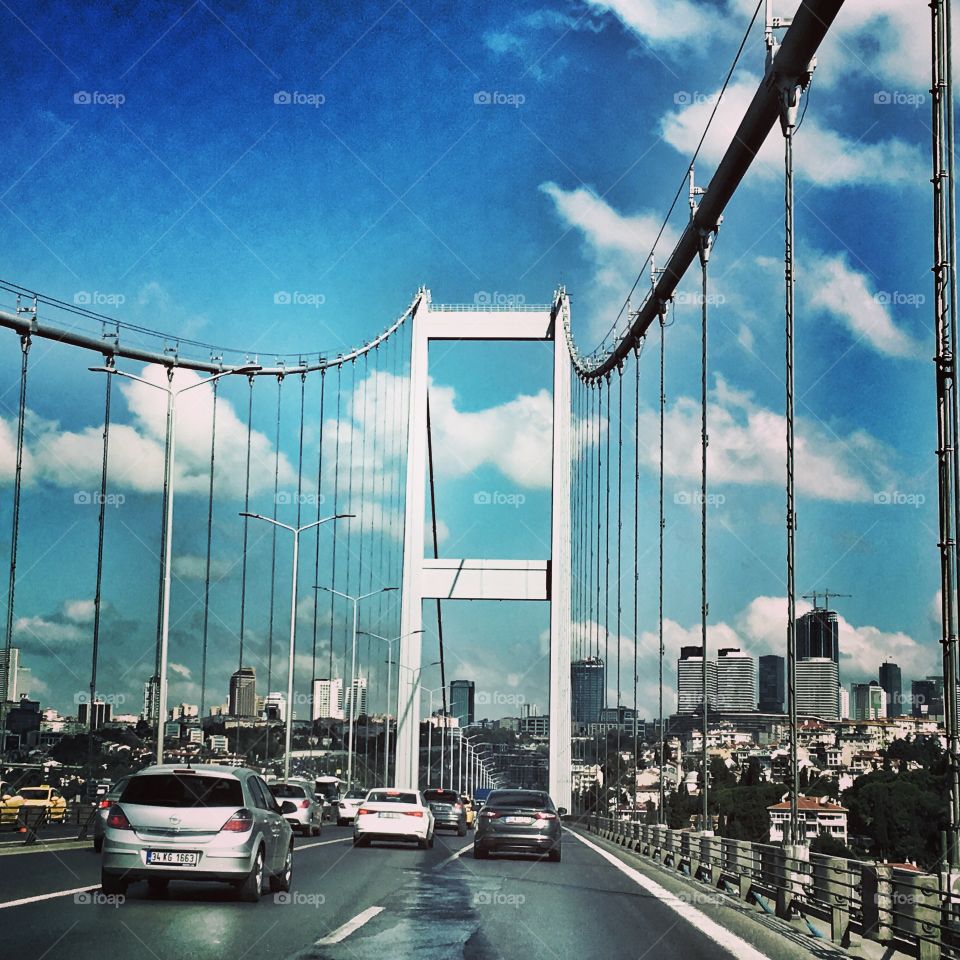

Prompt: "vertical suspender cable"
[237,374,255,755]
[343,361,356,678]
[153,367,175,694]
[266,373,284,696]
[199,376,218,721]
[603,376,611,807]
[328,363,343,678]
[633,343,641,821]
[88,357,113,746]
[311,368,327,713]
[615,368,624,794]
[658,311,667,823]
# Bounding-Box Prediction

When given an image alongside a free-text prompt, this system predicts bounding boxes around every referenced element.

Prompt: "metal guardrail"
[581,816,960,960]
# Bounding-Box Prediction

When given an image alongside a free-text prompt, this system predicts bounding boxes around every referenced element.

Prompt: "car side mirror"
[279,800,297,815]
[557,807,567,817]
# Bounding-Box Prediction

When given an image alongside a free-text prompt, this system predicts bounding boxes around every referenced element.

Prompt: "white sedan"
[352,789,435,848]
[335,789,368,825]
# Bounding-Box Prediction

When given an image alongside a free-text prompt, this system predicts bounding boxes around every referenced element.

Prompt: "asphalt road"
[0,823,782,960]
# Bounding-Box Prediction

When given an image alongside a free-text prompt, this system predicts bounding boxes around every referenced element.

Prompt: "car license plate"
[503,816,532,825]
[146,850,200,866]
[379,811,402,819]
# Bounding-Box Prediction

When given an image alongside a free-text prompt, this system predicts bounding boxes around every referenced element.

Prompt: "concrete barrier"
[891,869,941,960]
[811,855,851,945]
[861,863,894,946]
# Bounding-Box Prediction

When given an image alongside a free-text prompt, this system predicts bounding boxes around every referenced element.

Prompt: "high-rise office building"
[571,657,605,723]
[0,647,20,702]
[450,680,475,726]
[758,654,785,713]
[677,646,718,714]
[851,681,886,720]
[78,699,112,730]
[343,676,368,719]
[911,676,945,720]
[229,667,257,717]
[797,608,839,663]
[796,658,839,720]
[142,675,160,724]
[312,678,344,720]
[263,692,287,722]
[879,661,902,718]
[716,648,756,711]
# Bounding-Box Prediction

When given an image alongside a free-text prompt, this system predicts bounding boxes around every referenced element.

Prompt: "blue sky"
[0,0,942,721]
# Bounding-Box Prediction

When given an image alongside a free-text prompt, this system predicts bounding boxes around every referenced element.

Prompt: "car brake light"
[299,799,310,809]
[453,804,463,813]
[106,805,132,830]
[535,811,556,820]
[403,811,424,818]
[98,798,112,809]
[220,808,255,832]
[357,807,371,816]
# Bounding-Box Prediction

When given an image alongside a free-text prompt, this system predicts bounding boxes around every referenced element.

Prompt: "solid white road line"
[0,884,98,910]
[432,839,473,871]
[315,905,385,945]
[570,832,772,960]
[295,837,352,851]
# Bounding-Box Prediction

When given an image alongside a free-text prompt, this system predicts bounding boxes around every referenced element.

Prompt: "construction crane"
[801,588,851,610]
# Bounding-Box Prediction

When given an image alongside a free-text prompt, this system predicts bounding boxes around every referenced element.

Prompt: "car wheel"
[239,847,264,902]
[473,845,488,860]
[101,870,128,896]
[93,836,103,853]
[337,818,345,827]
[147,877,169,895]
[353,834,369,847]
[457,823,466,837]
[269,845,293,893]
[548,847,561,863]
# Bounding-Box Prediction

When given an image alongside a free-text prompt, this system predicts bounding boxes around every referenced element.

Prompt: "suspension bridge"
[0,0,958,957]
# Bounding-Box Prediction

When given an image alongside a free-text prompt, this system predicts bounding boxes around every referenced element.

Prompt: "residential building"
[450,680,475,726]
[677,646,718,714]
[851,681,886,720]
[796,658,839,720]
[263,691,287,722]
[312,678,344,720]
[0,647,20,702]
[229,667,257,717]
[343,676,368,719]
[768,795,848,843]
[758,654,785,713]
[879,661,902,718]
[207,734,229,752]
[142,675,160,725]
[716,648,756,711]
[571,657,605,723]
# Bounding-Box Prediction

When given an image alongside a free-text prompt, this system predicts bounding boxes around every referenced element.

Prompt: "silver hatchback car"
[101,764,294,901]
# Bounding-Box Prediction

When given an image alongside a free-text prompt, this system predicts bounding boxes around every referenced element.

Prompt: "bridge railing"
[580,815,959,960]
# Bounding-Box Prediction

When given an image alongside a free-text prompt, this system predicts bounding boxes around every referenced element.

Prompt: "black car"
[473,789,565,862]
[423,788,467,835]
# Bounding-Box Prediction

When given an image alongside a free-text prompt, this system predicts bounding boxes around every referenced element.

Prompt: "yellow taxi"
[0,787,23,826]
[460,794,476,829]
[19,785,67,823]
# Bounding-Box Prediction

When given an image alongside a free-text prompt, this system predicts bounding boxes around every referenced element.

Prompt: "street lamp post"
[359,629,424,785]
[420,685,443,788]
[90,362,261,764]
[241,512,352,780]
[315,585,397,791]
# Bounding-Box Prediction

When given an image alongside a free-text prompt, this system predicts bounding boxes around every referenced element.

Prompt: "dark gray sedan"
[473,789,565,862]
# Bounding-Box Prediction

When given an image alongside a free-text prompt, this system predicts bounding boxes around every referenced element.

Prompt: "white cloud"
[13,615,86,645]
[172,554,234,582]
[169,662,192,680]
[62,599,95,623]
[583,0,724,47]
[660,74,926,189]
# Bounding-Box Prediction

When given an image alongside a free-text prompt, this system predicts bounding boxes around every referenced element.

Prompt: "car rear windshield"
[486,791,551,809]
[269,784,307,799]
[423,790,460,804]
[120,774,243,808]
[367,791,418,804]
[20,789,50,799]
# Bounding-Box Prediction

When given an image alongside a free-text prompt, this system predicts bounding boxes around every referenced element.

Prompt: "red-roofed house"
[768,795,848,844]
